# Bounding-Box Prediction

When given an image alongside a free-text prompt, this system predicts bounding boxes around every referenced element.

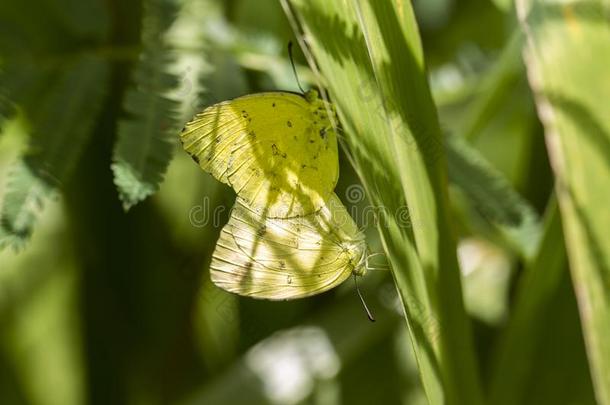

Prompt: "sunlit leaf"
[284,1,483,403]
[518,1,610,402]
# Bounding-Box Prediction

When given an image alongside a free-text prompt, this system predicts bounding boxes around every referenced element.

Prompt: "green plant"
[0,1,608,404]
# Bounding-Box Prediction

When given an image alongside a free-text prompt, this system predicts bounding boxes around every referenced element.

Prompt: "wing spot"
[272,102,276,107]
[279,260,286,270]
[245,261,253,270]
[319,128,326,139]
[256,225,266,237]
[271,144,286,157]
[287,120,292,128]
[286,275,292,284]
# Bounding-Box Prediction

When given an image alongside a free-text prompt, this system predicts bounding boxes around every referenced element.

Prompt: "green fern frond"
[446,135,541,258]
[0,56,109,250]
[112,0,180,211]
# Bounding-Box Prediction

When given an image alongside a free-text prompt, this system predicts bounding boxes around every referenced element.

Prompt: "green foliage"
[285,1,482,403]
[0,0,608,404]
[0,56,108,249]
[518,0,610,402]
[112,0,180,210]
[446,135,541,259]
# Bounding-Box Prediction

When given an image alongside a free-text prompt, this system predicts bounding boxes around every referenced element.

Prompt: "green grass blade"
[112,0,180,210]
[0,57,108,250]
[518,1,610,402]
[489,198,564,403]
[285,1,483,403]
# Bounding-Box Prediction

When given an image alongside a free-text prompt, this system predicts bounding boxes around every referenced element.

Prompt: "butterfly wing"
[181,92,338,218]
[210,194,365,300]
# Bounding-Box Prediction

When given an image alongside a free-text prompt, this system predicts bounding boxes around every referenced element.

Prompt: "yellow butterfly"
[181,86,376,316]
[210,193,367,300]
[180,90,338,218]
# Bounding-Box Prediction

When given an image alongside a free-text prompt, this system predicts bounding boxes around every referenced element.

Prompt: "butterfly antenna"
[288,41,305,94]
[353,274,375,322]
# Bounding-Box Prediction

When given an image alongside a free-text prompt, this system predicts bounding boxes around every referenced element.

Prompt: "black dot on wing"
[272,102,276,107]
[256,225,266,237]
[287,120,292,127]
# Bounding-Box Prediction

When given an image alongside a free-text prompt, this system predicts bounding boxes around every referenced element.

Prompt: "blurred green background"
[0,0,600,404]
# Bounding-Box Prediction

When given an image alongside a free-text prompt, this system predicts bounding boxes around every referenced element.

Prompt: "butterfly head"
[349,239,368,277]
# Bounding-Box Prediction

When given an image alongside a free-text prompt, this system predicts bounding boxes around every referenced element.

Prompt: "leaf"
[0,56,109,250]
[111,0,180,210]
[518,1,610,402]
[284,1,483,403]
[489,198,597,404]
[0,93,14,132]
[446,135,541,259]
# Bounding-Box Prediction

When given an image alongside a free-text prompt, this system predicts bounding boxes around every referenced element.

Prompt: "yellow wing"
[210,193,366,300]
[180,91,339,218]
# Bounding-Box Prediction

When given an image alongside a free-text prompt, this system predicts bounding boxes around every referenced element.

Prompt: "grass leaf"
[518,1,610,402]
[489,198,597,404]
[285,1,484,403]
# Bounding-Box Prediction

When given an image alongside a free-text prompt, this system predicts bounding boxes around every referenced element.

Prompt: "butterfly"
[180,90,339,218]
[180,87,375,314]
[211,193,367,299]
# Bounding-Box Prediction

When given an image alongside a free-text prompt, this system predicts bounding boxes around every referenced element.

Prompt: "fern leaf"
[112,0,180,210]
[0,56,109,250]
[446,135,541,258]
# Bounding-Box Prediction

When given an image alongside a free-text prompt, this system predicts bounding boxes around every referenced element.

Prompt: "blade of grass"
[284,1,483,403]
[517,1,610,402]
[489,197,563,403]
